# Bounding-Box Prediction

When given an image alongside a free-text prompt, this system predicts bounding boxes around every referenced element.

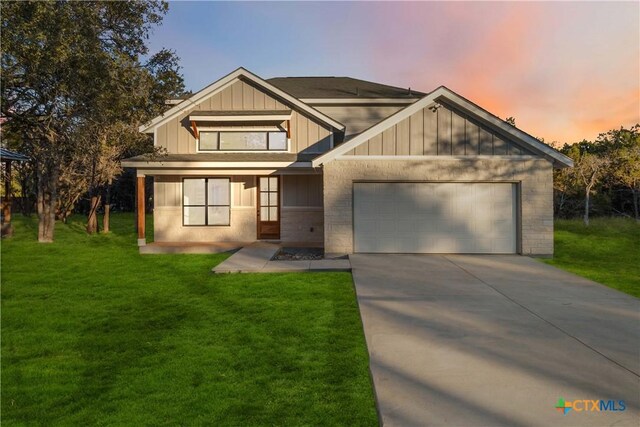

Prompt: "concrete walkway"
[212,242,351,273]
[350,254,640,427]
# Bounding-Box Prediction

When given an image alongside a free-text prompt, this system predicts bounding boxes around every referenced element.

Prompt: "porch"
[132,168,325,250]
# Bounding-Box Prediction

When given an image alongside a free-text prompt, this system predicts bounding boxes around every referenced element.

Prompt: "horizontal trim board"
[281,206,323,211]
[352,179,520,184]
[136,168,321,176]
[336,155,540,161]
[123,161,312,169]
[301,98,418,105]
[189,114,291,122]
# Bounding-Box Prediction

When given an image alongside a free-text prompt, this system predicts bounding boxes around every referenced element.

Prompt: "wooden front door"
[257,175,280,239]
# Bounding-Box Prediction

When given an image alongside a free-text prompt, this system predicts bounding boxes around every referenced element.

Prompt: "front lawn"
[1,214,377,425]
[543,217,640,298]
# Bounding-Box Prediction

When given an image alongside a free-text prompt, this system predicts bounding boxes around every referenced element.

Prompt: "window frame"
[197,131,288,152]
[182,177,231,227]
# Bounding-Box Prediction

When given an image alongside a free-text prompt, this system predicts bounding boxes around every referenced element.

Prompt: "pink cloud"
[355,2,639,143]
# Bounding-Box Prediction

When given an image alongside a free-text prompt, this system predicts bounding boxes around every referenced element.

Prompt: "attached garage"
[353,182,517,254]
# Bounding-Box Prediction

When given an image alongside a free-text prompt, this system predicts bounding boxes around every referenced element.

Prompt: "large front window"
[183,178,230,226]
[198,131,287,151]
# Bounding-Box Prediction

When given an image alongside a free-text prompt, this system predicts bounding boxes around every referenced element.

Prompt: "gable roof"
[139,67,345,134]
[312,86,574,168]
[267,77,425,99]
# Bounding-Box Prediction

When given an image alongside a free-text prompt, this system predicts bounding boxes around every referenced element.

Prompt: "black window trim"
[182,177,231,227]
[197,131,288,152]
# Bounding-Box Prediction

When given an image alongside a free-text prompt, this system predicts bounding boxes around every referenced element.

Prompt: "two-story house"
[122,67,572,255]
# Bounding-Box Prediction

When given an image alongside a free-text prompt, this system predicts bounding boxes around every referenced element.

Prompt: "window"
[199,132,218,151]
[183,178,230,226]
[198,131,287,151]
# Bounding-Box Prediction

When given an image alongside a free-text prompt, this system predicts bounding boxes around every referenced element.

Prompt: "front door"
[257,175,280,239]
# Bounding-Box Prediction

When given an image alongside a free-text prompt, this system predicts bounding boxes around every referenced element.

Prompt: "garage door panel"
[354,182,517,254]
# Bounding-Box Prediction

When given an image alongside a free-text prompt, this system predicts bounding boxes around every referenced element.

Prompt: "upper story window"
[198,131,288,152]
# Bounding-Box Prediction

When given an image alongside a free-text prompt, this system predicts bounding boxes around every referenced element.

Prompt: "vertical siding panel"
[423,106,438,155]
[157,123,168,151]
[167,118,178,153]
[273,99,286,110]
[221,84,233,109]
[264,93,276,109]
[478,127,493,155]
[409,111,423,155]
[211,92,223,110]
[232,178,241,206]
[466,120,479,155]
[253,90,265,109]
[493,134,507,155]
[451,111,466,155]
[188,129,196,154]
[354,140,368,155]
[307,120,319,151]
[296,175,307,206]
[289,112,297,152]
[508,142,522,155]
[437,107,452,155]
[310,175,322,206]
[232,81,243,110]
[368,135,382,155]
[318,126,331,152]
[241,176,254,206]
[297,113,307,151]
[154,179,163,207]
[396,117,410,155]
[382,126,396,155]
[203,94,213,110]
[242,81,254,109]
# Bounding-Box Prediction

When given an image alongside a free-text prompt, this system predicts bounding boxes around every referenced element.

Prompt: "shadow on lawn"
[68,296,189,412]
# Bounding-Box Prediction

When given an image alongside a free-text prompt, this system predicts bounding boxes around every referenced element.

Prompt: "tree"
[563,141,610,225]
[1,1,181,241]
[599,125,640,221]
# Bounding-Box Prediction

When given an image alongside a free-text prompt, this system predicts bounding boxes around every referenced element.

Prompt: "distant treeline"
[553,125,639,224]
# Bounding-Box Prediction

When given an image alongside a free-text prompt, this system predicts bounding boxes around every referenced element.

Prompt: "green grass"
[543,217,640,298]
[1,214,377,426]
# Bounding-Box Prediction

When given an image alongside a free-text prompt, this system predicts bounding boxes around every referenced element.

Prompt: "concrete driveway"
[350,255,640,426]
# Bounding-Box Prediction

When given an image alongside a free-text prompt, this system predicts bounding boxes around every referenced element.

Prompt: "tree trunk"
[583,186,591,226]
[633,188,639,222]
[102,179,112,233]
[36,164,57,242]
[86,193,101,234]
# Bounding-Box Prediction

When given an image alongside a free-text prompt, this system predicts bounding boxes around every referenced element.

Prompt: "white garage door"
[353,182,517,254]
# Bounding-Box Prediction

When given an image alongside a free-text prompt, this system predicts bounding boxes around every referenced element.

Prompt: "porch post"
[1,160,12,237]
[137,174,146,246]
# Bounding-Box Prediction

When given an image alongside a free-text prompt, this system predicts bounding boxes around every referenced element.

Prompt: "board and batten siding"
[344,103,535,157]
[155,78,333,155]
[282,175,323,207]
[281,174,324,243]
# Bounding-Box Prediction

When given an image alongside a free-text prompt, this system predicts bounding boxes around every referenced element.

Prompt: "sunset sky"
[148,1,640,145]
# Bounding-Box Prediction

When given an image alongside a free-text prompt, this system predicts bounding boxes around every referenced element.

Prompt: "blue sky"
[147,1,640,144]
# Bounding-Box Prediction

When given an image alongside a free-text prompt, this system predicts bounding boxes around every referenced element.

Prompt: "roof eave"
[139,67,345,134]
[312,86,573,169]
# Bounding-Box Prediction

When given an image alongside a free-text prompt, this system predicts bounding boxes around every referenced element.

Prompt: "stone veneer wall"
[322,158,554,255]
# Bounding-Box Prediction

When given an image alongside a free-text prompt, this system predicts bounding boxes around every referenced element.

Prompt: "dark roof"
[189,110,291,117]
[123,152,318,164]
[0,148,29,162]
[267,77,425,99]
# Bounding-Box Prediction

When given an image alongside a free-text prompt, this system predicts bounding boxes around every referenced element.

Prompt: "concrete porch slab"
[212,242,352,273]
[140,241,250,254]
